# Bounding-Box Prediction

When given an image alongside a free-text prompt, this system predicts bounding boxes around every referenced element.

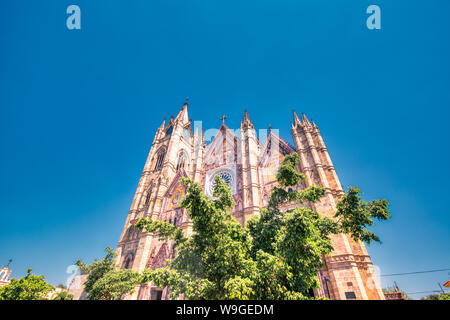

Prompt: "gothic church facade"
[115,102,385,300]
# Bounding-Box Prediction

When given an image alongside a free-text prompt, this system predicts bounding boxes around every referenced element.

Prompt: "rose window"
[209,171,233,194]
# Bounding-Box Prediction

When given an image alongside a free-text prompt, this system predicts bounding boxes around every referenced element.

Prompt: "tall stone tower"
[115,103,385,300]
[291,111,385,300]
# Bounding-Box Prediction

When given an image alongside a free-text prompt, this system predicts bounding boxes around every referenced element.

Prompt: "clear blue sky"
[1,1,449,299]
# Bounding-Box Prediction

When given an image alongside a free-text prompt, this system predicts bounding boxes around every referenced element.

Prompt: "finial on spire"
[220,115,227,124]
[184,97,189,106]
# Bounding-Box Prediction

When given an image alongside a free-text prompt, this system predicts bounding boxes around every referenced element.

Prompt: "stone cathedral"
[115,102,385,300]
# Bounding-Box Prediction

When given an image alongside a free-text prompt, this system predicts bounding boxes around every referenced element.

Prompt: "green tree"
[136,152,391,300]
[0,269,54,300]
[52,290,74,300]
[75,246,116,296]
[89,269,142,300]
[56,283,67,289]
[76,246,141,300]
[335,186,390,244]
[421,292,450,300]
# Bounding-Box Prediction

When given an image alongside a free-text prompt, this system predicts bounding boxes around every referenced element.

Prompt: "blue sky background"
[1,0,449,299]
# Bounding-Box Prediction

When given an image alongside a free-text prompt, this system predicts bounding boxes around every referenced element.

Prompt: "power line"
[406,290,443,295]
[329,267,450,280]
[380,268,450,277]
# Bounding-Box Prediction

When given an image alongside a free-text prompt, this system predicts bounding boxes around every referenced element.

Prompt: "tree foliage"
[0,269,54,300]
[335,186,390,244]
[52,290,74,300]
[75,246,116,298]
[89,269,142,300]
[421,292,450,300]
[75,246,141,300]
[136,152,391,300]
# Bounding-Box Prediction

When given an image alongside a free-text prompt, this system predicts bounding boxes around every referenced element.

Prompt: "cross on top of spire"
[220,115,227,123]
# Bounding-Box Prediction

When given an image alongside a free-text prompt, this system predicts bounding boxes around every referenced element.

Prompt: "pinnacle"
[241,109,254,129]
[174,100,189,124]
[293,110,302,126]
[302,112,311,126]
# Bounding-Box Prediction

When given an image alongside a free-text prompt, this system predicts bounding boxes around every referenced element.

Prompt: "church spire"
[174,100,189,124]
[241,109,254,129]
[302,112,312,127]
[293,110,302,127]
[159,117,166,130]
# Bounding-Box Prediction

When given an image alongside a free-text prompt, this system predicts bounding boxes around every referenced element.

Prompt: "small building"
[384,291,404,300]
[384,282,405,300]
[0,262,12,288]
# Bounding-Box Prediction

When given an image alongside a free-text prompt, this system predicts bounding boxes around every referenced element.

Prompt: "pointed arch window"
[176,152,186,171]
[266,139,272,154]
[145,194,150,206]
[172,191,181,204]
[165,126,173,136]
[144,183,153,207]
[183,127,190,140]
[126,225,140,241]
[123,254,134,269]
[155,149,166,170]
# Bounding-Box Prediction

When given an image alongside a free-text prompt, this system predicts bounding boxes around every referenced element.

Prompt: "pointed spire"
[293,110,302,126]
[175,101,189,124]
[243,109,250,122]
[159,117,166,130]
[302,112,311,127]
[241,109,254,129]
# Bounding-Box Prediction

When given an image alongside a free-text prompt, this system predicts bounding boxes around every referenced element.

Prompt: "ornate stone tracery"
[146,243,170,269]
